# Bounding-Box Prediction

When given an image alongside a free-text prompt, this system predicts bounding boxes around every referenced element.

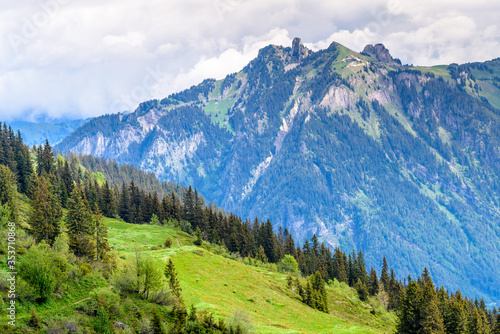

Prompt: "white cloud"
[164,28,292,95]
[103,32,145,48]
[0,0,499,121]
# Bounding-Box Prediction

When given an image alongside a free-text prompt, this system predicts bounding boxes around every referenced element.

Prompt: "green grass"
[203,98,235,133]
[104,217,193,254]
[477,81,500,109]
[412,65,452,81]
[3,217,396,333]
[102,219,396,333]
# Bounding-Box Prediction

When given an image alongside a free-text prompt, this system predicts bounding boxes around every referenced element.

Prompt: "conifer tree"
[381,256,390,290]
[444,291,469,334]
[129,181,141,221]
[59,160,74,201]
[310,271,329,312]
[86,179,99,212]
[140,193,153,223]
[1,124,18,175]
[38,139,55,176]
[28,306,41,329]
[368,267,380,296]
[256,245,268,263]
[170,191,182,222]
[348,252,355,286]
[284,230,297,258]
[0,165,18,222]
[193,188,205,229]
[164,259,182,298]
[101,180,116,217]
[388,269,401,310]
[152,305,166,334]
[355,278,369,302]
[296,278,306,301]
[182,186,195,224]
[356,250,368,285]
[261,219,278,263]
[207,208,219,244]
[13,131,34,196]
[332,247,348,283]
[118,181,131,222]
[470,307,487,334]
[94,204,111,261]
[194,226,203,246]
[397,279,422,333]
[419,272,445,334]
[66,186,95,257]
[171,297,188,332]
[152,192,162,221]
[287,274,293,289]
[492,314,500,334]
[29,175,62,244]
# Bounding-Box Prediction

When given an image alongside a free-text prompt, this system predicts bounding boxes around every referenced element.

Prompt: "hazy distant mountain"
[56,38,500,304]
[8,118,90,146]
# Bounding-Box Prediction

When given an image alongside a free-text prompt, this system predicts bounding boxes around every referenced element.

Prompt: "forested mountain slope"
[56,39,500,304]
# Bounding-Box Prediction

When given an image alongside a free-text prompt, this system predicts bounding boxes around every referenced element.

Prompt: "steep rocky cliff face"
[56,40,500,304]
[361,43,402,66]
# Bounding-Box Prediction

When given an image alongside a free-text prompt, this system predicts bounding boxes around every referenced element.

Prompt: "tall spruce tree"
[368,267,380,296]
[101,180,116,217]
[356,250,368,285]
[13,131,33,196]
[38,139,55,176]
[470,307,488,334]
[444,291,469,334]
[182,186,195,224]
[261,219,278,263]
[94,204,111,261]
[333,247,348,283]
[397,279,422,334]
[193,189,205,229]
[29,175,62,244]
[118,181,131,222]
[381,256,390,290]
[66,186,95,258]
[492,314,500,334]
[419,272,445,334]
[164,259,182,298]
[0,165,18,223]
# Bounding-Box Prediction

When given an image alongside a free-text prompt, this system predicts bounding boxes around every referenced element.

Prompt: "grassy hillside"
[2,217,396,333]
[106,218,396,334]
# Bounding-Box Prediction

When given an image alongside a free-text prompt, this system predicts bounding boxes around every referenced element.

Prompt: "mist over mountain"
[8,118,90,146]
[56,38,500,304]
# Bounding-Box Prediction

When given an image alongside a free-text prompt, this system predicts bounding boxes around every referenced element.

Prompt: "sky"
[0,0,499,122]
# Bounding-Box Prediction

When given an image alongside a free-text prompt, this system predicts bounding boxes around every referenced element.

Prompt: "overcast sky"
[0,0,499,122]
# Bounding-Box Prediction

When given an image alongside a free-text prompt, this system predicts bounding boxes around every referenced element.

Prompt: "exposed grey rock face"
[290,37,309,63]
[362,43,402,66]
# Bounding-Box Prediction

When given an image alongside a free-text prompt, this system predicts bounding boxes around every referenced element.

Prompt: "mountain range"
[55,38,500,304]
[8,118,90,146]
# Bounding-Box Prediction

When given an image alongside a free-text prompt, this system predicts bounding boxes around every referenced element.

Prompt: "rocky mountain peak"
[290,37,309,63]
[361,43,402,66]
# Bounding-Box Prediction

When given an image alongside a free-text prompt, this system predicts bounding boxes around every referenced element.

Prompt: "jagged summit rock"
[361,43,402,66]
[290,37,309,63]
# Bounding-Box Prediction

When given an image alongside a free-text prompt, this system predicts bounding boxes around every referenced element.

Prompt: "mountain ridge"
[56,39,500,305]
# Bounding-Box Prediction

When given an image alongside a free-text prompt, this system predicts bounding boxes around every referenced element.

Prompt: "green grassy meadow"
[2,216,396,333]
[103,218,397,334]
